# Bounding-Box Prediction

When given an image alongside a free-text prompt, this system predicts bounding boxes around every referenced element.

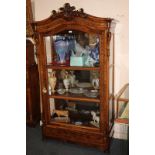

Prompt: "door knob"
[42,87,47,94]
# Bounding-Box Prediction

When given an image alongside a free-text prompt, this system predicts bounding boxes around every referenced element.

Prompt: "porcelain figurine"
[91,73,99,90]
[84,55,96,67]
[49,71,57,93]
[87,34,99,66]
[89,43,99,64]
[69,71,76,87]
[63,71,70,92]
[72,41,89,57]
[91,111,100,124]
[60,69,66,80]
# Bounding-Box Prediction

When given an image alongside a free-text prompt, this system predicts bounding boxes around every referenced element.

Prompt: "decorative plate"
[84,90,99,98]
[76,82,92,88]
[57,89,66,94]
[69,88,85,94]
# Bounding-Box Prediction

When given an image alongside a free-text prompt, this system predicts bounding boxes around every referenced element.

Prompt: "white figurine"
[91,111,100,124]
[84,55,96,67]
[63,71,70,92]
[72,41,89,57]
[69,71,76,87]
[49,71,57,93]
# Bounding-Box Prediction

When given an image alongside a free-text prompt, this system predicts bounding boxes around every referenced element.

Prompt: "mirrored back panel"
[44,30,100,67]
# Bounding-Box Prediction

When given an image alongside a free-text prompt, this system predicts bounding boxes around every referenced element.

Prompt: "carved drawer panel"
[44,126,104,144]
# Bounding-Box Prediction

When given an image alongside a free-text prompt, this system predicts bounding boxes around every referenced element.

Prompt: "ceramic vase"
[63,71,70,92]
[92,78,99,90]
[89,43,99,65]
[91,72,99,90]
[49,71,57,93]
[54,39,68,64]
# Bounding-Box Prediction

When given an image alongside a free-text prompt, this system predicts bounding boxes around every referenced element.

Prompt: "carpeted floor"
[26,124,129,155]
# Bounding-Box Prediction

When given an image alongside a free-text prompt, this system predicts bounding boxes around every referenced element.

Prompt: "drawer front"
[44,126,105,145]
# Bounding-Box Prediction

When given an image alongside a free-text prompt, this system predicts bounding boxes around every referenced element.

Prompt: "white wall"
[31,0,129,94]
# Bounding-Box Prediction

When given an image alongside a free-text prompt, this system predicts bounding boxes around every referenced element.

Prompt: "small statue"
[53,110,68,117]
[60,69,66,80]
[84,55,96,67]
[73,41,89,57]
[91,72,99,90]
[49,71,57,93]
[63,71,70,92]
[69,71,76,87]
[91,111,100,124]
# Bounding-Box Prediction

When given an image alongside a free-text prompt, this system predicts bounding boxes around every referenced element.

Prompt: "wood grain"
[33,3,116,151]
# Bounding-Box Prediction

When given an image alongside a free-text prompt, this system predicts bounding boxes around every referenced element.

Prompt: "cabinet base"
[42,124,110,151]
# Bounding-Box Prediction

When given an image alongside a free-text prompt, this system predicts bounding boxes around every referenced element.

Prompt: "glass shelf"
[50,120,100,129]
[48,93,100,103]
[46,64,100,71]
[49,98,100,128]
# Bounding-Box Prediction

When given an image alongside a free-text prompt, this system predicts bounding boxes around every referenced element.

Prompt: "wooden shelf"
[47,64,100,71]
[48,93,100,103]
[49,121,100,131]
[34,3,116,150]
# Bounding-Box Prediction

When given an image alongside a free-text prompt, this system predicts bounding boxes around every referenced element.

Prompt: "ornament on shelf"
[49,71,57,93]
[63,71,70,92]
[90,111,100,128]
[54,37,68,64]
[91,71,99,90]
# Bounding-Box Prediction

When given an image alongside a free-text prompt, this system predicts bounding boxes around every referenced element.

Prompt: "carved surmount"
[51,3,87,20]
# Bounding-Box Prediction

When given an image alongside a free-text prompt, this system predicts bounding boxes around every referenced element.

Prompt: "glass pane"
[47,69,100,99]
[49,98,100,128]
[117,84,129,118]
[117,101,128,118]
[109,98,114,127]
[44,30,100,67]
[109,67,113,95]
[120,86,129,99]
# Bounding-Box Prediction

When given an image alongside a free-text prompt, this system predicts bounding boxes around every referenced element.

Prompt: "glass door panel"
[47,69,100,101]
[44,30,100,67]
[109,33,114,65]
[49,98,100,128]
[109,98,113,127]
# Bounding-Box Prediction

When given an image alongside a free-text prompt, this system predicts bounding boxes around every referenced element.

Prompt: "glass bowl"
[84,89,99,98]
[57,89,66,94]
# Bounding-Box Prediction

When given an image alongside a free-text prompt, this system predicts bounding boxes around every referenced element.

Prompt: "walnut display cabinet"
[26,39,40,126]
[33,3,116,151]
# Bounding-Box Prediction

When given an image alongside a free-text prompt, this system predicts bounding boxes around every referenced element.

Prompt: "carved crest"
[51,3,87,20]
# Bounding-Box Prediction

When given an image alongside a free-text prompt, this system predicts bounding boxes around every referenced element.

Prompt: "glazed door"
[39,29,109,131]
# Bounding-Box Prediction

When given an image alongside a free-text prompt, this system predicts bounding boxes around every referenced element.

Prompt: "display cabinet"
[33,3,116,151]
[26,39,40,126]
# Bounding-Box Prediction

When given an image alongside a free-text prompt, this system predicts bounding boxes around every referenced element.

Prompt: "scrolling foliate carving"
[51,3,87,20]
